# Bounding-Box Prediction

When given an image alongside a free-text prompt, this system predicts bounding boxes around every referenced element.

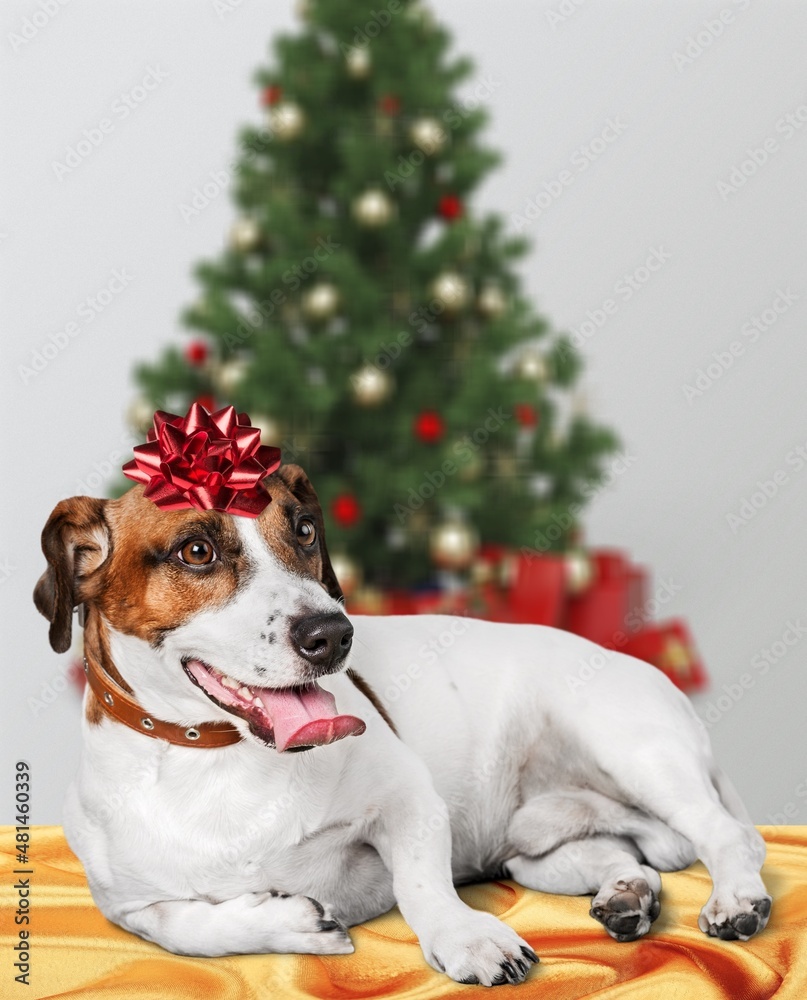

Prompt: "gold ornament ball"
[345,46,371,79]
[214,357,249,396]
[409,117,446,155]
[330,553,362,597]
[127,396,154,434]
[565,550,594,594]
[477,284,507,319]
[470,558,494,586]
[249,413,283,445]
[350,364,393,406]
[517,349,547,381]
[229,217,261,253]
[457,444,483,482]
[352,188,394,227]
[302,282,340,320]
[268,101,305,141]
[430,271,469,312]
[353,584,385,613]
[571,391,589,417]
[429,519,479,570]
[405,1,435,27]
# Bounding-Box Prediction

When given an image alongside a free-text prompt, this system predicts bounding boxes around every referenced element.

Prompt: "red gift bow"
[123,403,281,517]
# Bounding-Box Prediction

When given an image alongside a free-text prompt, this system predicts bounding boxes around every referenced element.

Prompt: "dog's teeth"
[220,676,239,690]
[253,695,263,706]
[238,685,253,699]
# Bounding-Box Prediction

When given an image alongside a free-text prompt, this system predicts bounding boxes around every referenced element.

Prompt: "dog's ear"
[34,497,111,653]
[272,465,344,603]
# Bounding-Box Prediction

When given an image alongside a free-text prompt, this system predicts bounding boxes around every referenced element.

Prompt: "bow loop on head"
[123,403,281,517]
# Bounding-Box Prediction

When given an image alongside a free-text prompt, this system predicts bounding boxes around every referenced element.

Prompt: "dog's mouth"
[182,658,366,753]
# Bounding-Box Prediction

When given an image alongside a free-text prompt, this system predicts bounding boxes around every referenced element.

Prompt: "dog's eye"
[296,519,317,547]
[176,538,217,566]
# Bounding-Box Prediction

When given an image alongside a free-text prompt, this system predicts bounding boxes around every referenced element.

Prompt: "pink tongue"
[257,682,365,752]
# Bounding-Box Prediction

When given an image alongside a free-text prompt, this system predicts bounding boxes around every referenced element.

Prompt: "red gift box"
[564,551,632,645]
[508,552,567,626]
[622,619,708,693]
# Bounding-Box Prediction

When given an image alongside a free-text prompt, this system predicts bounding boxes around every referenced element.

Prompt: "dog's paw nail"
[520,944,539,963]
[498,960,519,984]
[317,918,343,932]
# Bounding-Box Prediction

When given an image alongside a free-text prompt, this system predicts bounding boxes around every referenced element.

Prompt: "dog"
[35,465,771,987]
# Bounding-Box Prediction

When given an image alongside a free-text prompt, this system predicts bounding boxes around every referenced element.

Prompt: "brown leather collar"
[83,649,243,749]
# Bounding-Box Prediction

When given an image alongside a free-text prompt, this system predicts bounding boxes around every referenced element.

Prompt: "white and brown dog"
[35,467,771,987]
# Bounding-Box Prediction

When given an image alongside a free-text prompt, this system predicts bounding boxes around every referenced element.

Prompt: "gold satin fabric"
[2,826,805,998]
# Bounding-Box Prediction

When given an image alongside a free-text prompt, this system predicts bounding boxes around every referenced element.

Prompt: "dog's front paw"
[260,892,354,955]
[423,910,538,986]
[698,892,771,941]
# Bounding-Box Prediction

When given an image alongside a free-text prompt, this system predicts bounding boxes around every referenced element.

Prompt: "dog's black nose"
[290,613,353,672]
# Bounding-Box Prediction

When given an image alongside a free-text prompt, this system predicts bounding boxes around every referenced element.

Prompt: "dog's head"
[34,465,363,751]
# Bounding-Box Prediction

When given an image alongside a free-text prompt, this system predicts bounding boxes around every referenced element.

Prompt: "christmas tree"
[131,0,619,591]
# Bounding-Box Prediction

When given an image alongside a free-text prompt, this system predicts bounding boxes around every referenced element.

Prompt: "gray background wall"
[2,0,806,824]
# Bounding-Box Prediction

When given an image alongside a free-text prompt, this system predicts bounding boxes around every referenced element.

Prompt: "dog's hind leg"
[630,757,770,940]
[587,735,771,941]
[505,835,662,942]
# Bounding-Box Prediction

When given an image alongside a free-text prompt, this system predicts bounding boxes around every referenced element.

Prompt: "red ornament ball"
[261,84,283,107]
[332,493,362,528]
[414,410,445,444]
[515,403,539,428]
[378,94,401,115]
[437,194,464,221]
[185,340,209,366]
[194,394,216,412]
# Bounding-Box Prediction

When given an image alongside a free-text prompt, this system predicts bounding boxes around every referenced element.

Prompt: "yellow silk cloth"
[2,826,806,999]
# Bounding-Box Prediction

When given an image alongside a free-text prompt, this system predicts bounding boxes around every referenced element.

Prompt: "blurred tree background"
[129,0,618,590]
